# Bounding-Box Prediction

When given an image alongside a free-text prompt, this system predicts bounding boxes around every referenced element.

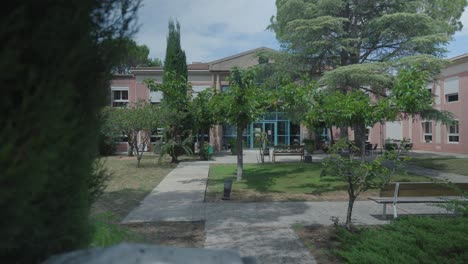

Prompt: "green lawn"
[206,163,430,202]
[90,155,205,248]
[410,157,468,176]
[92,155,176,219]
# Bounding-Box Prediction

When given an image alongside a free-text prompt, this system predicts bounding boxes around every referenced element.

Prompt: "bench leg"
[393,203,398,219]
[382,204,387,218]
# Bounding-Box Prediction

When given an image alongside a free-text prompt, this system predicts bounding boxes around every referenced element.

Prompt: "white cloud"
[133,0,279,63]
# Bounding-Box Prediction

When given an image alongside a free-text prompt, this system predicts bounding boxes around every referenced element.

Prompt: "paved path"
[123,151,452,264]
[405,164,468,183]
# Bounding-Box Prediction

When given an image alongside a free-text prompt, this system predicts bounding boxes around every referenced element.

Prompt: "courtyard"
[93,150,467,264]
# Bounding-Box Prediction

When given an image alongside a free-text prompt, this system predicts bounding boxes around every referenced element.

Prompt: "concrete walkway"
[123,150,453,264]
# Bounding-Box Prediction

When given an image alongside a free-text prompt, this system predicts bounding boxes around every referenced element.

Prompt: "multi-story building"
[110,48,467,154]
[368,53,467,154]
[109,47,305,153]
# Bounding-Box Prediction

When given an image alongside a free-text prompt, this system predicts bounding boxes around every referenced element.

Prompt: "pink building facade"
[368,54,468,154]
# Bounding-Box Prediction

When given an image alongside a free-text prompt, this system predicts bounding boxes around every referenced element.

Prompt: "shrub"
[336,217,468,264]
[199,144,212,160]
[0,1,139,263]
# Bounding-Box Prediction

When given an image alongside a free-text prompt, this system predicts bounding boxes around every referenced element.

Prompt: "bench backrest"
[274,145,304,153]
[380,182,468,197]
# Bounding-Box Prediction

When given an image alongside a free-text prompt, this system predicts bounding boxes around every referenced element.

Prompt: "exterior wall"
[369,55,468,154]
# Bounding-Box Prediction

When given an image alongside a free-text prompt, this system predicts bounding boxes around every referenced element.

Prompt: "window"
[446,93,459,102]
[444,77,459,103]
[150,128,164,143]
[448,121,459,143]
[111,87,129,107]
[365,128,370,142]
[422,122,432,143]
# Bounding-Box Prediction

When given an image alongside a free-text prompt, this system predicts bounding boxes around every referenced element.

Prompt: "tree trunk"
[345,195,356,231]
[127,145,134,156]
[340,126,348,140]
[353,123,367,158]
[236,126,244,181]
[137,155,141,167]
[329,127,334,144]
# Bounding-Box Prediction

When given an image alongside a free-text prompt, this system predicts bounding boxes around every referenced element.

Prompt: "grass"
[410,157,468,176]
[295,217,468,264]
[89,154,205,248]
[92,155,176,219]
[206,163,430,202]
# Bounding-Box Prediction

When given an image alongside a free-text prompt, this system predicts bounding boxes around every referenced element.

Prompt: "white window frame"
[422,121,432,143]
[111,86,129,107]
[447,121,459,144]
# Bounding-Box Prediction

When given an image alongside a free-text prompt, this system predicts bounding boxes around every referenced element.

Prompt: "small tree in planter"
[321,139,406,230]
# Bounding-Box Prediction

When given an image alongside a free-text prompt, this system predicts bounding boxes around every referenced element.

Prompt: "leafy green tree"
[270,0,466,152]
[111,37,162,74]
[104,103,160,167]
[322,139,406,230]
[211,67,270,180]
[0,0,140,262]
[192,88,217,160]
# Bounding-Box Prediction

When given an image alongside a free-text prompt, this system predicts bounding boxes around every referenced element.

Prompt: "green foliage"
[0,0,140,262]
[99,108,121,156]
[271,0,466,72]
[192,87,216,150]
[158,136,194,163]
[271,0,463,153]
[336,217,468,264]
[109,37,162,74]
[103,103,160,167]
[198,144,212,161]
[144,21,192,163]
[163,19,187,81]
[89,212,134,247]
[322,138,406,228]
[211,67,271,179]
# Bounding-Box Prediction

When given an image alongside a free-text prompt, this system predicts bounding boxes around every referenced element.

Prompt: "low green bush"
[89,212,134,247]
[336,217,468,264]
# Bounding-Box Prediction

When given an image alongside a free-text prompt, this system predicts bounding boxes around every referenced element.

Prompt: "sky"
[134,0,468,63]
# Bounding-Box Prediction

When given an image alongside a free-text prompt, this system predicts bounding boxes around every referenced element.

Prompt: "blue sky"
[134,0,468,63]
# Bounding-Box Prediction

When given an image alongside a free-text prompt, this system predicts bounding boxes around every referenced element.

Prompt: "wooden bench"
[369,182,468,219]
[272,145,305,162]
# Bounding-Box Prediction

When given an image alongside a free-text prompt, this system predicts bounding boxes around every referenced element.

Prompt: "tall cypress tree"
[145,19,192,163]
[163,19,188,82]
